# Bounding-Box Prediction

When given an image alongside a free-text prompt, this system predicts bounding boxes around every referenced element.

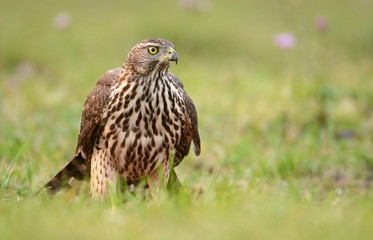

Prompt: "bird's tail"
[44,152,89,194]
[193,133,201,156]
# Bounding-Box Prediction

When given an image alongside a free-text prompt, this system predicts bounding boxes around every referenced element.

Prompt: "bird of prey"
[45,39,201,198]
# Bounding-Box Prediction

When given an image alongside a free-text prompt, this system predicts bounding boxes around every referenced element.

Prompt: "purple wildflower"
[54,12,72,30]
[179,0,213,12]
[180,0,197,9]
[274,33,296,49]
[315,15,328,31]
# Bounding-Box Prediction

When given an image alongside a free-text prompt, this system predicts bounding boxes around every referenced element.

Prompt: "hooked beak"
[159,47,178,64]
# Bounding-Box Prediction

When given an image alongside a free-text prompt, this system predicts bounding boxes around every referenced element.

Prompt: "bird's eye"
[148,47,158,55]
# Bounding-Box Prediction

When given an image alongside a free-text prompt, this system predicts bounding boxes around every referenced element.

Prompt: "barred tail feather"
[193,133,201,156]
[44,153,89,194]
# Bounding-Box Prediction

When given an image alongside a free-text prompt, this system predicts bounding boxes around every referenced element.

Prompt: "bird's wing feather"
[170,73,184,89]
[76,67,121,161]
[44,67,121,193]
[183,91,201,156]
[170,74,201,166]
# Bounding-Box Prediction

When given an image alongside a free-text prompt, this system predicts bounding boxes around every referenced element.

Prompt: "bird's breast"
[100,75,185,179]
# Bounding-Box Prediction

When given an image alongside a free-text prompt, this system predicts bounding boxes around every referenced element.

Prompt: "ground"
[0,0,372,239]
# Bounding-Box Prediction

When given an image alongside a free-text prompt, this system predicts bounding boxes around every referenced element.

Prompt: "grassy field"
[1,0,373,239]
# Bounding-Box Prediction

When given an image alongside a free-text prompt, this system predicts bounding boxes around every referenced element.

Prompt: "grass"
[1,0,373,239]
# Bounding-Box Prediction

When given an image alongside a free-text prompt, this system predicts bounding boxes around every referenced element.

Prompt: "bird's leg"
[147,152,180,199]
[146,170,162,200]
[167,168,182,192]
[90,148,116,200]
[147,164,171,200]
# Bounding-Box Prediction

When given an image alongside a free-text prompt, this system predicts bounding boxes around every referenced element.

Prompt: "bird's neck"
[121,63,170,80]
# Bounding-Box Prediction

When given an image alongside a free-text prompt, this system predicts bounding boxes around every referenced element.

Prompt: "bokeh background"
[1,0,372,239]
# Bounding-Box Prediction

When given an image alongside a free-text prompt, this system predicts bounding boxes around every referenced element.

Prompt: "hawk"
[45,39,201,198]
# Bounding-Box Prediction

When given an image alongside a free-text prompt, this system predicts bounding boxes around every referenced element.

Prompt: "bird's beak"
[160,47,178,64]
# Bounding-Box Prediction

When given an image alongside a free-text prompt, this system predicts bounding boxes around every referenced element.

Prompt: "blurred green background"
[1,0,372,239]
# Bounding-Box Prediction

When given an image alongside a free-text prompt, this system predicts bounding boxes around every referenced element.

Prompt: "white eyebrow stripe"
[137,42,161,48]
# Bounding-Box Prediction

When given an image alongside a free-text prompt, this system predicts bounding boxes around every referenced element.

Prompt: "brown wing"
[183,91,201,156]
[170,73,184,89]
[171,74,201,166]
[76,67,121,161]
[44,68,121,193]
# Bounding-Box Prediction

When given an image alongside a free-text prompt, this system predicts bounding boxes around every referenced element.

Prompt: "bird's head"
[125,38,178,75]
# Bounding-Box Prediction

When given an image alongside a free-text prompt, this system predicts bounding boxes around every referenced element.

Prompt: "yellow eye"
[148,47,158,54]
